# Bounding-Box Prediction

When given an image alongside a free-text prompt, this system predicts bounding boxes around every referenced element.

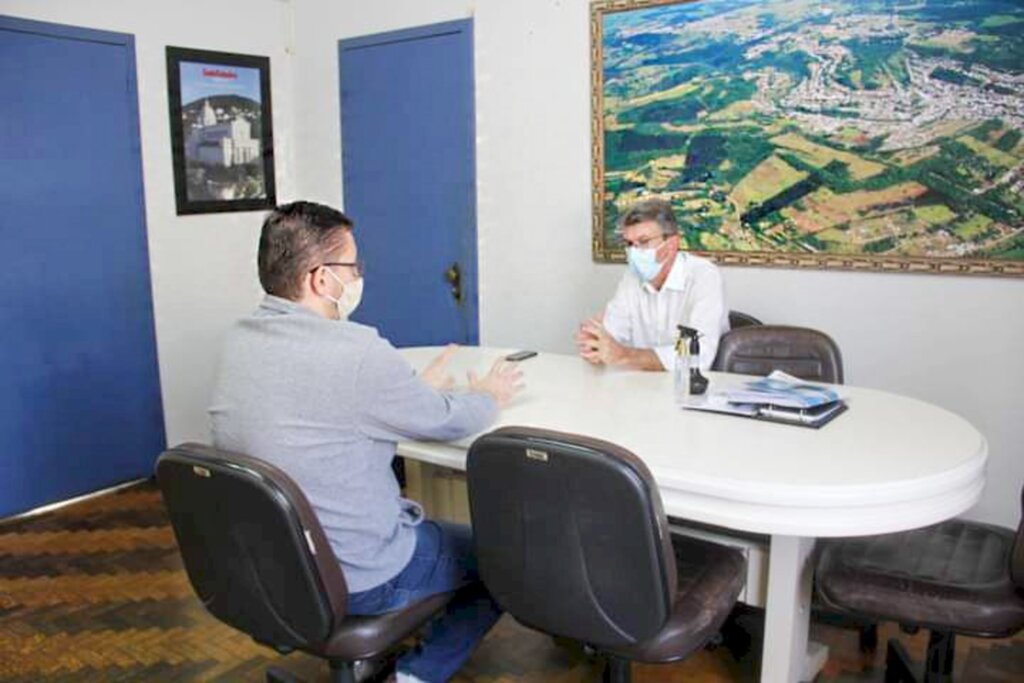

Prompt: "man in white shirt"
[576,198,728,371]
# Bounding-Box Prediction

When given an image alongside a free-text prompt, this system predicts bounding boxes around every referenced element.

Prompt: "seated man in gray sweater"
[210,201,522,683]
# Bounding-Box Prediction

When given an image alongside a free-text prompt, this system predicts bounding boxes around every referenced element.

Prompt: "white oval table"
[397,347,988,683]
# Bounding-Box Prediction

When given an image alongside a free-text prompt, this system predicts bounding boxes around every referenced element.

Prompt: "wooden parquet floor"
[1,481,1022,682]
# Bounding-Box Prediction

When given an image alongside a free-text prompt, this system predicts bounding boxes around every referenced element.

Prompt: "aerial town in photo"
[599,0,1024,261]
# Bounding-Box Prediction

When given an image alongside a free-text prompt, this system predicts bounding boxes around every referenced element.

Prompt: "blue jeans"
[347,521,503,683]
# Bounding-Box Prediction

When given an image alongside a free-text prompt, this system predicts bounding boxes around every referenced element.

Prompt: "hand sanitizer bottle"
[678,325,710,396]
[674,327,691,406]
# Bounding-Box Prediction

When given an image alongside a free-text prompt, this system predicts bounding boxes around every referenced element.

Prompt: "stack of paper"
[723,372,841,409]
[682,371,847,428]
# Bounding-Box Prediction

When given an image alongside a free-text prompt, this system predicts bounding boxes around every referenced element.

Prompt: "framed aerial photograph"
[166,47,276,214]
[591,0,1024,276]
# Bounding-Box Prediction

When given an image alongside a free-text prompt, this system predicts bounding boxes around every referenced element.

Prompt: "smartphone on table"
[504,350,538,362]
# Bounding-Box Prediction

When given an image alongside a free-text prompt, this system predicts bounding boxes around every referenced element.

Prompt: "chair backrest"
[728,310,763,330]
[1012,485,1024,589]
[713,324,844,383]
[156,443,348,650]
[466,427,676,648]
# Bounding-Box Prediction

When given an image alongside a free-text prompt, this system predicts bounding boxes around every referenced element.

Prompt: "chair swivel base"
[884,630,954,683]
[602,655,632,683]
[266,657,396,683]
[266,661,357,683]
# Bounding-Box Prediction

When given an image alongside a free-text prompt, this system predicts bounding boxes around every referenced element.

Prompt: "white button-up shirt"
[603,253,728,371]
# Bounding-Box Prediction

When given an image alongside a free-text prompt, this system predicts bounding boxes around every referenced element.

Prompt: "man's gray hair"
[616,198,679,238]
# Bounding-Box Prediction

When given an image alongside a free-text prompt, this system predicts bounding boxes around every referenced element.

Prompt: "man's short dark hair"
[258,201,353,300]
[617,198,679,238]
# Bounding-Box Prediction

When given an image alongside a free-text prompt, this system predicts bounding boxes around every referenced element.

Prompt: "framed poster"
[591,0,1024,276]
[166,47,276,214]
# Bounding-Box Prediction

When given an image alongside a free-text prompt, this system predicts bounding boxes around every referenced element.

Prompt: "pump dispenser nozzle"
[676,325,709,395]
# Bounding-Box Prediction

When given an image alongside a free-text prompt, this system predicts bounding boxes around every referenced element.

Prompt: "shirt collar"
[259,294,319,317]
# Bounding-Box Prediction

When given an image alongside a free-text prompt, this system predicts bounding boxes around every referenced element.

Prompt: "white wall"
[2,0,296,447]
[8,1,1022,527]
[292,0,1024,528]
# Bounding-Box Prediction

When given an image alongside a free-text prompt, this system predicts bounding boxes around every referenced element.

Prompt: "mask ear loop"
[320,266,346,308]
[659,234,682,265]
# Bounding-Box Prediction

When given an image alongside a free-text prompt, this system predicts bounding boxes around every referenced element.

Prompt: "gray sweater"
[209,295,497,591]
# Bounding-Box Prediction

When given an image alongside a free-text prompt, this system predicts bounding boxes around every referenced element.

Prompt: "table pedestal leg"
[760,535,827,683]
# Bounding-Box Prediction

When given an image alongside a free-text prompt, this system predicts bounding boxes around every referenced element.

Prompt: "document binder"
[680,371,848,429]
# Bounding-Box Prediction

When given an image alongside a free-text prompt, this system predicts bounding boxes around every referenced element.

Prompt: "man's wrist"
[610,344,639,368]
[616,346,663,371]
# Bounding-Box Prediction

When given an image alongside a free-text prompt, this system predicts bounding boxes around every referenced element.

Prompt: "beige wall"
[6,1,1022,527]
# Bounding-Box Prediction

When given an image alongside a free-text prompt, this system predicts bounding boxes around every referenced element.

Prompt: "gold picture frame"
[590,0,1024,277]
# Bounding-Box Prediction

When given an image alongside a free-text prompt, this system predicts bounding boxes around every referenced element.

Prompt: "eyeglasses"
[317,260,364,277]
[621,235,666,250]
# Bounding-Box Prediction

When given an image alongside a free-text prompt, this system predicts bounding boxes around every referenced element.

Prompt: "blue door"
[0,17,165,517]
[339,20,478,347]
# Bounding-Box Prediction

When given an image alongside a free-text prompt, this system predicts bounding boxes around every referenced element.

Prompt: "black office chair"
[712,324,844,383]
[709,324,854,652]
[465,427,746,682]
[716,311,762,372]
[816,487,1024,682]
[728,310,762,330]
[156,443,453,683]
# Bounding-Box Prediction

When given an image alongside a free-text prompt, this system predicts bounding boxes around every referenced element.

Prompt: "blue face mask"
[627,246,662,282]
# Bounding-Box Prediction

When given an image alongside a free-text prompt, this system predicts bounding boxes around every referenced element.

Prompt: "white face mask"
[323,268,364,319]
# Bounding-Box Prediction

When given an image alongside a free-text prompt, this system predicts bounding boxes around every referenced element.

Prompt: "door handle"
[444,262,463,303]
